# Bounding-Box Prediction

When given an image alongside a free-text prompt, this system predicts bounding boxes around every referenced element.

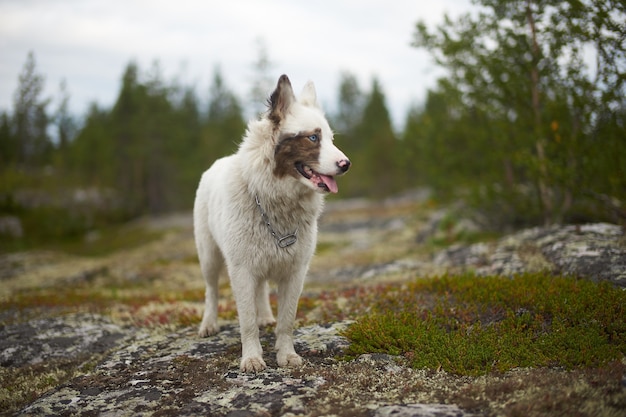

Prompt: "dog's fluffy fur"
[193,75,350,372]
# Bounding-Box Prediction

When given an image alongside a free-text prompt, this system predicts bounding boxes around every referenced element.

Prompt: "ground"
[1,192,625,416]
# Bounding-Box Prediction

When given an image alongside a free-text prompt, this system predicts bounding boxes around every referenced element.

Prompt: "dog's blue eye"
[308,134,318,142]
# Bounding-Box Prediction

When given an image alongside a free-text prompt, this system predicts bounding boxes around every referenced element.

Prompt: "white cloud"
[0,0,472,128]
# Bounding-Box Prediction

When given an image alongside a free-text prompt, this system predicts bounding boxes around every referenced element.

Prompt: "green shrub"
[343,273,626,376]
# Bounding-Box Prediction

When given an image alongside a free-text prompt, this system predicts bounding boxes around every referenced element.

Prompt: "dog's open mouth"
[296,163,338,193]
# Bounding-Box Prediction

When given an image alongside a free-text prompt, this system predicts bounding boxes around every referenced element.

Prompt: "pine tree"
[12,51,52,169]
[53,79,76,173]
[350,78,397,197]
[0,112,15,167]
[68,103,113,187]
[172,87,203,208]
[333,72,365,139]
[110,62,144,214]
[202,67,245,163]
[332,72,365,184]
[248,38,274,118]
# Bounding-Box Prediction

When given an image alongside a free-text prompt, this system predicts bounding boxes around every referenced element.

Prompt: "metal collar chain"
[254,195,298,248]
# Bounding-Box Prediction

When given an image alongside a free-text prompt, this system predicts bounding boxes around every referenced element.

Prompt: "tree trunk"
[527,0,553,225]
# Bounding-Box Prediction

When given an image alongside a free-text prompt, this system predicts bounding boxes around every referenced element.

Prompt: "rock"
[355,353,404,373]
[374,403,475,417]
[434,223,626,287]
[12,316,481,417]
[0,314,129,367]
[17,318,353,416]
[0,216,23,238]
[294,322,352,356]
[415,206,483,245]
[310,259,427,283]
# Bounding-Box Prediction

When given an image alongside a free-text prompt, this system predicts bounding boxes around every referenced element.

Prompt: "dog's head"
[269,75,350,194]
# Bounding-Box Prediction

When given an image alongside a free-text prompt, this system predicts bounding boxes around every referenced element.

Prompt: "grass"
[0,283,205,328]
[342,273,626,376]
[0,212,165,256]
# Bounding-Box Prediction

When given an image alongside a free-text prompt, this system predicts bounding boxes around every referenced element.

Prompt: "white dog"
[193,75,350,372]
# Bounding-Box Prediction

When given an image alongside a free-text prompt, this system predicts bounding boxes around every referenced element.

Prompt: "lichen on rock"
[434,223,626,287]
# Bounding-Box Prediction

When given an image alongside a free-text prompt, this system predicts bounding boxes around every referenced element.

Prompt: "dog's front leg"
[256,280,276,327]
[275,273,305,367]
[231,268,266,372]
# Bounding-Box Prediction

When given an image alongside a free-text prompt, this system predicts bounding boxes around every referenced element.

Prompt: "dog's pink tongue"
[320,174,338,193]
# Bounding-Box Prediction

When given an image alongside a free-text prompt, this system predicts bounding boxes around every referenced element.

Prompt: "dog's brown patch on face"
[274,129,322,179]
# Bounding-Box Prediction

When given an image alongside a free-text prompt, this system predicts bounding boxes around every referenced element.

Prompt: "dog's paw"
[277,352,303,368]
[240,356,267,373]
[198,323,219,338]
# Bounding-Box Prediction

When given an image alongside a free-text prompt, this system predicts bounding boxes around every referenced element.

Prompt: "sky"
[0,0,473,129]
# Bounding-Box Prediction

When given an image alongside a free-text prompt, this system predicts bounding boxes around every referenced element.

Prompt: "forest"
[1,0,625,249]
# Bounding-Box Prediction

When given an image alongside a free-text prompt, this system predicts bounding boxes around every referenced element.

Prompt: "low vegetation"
[343,273,626,376]
[2,200,625,415]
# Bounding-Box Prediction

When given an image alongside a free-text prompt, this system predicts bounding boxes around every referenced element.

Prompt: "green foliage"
[408,0,626,226]
[203,68,245,164]
[332,72,364,137]
[335,76,404,198]
[1,55,245,247]
[343,273,626,376]
[10,51,53,169]
[0,111,15,166]
[53,224,164,257]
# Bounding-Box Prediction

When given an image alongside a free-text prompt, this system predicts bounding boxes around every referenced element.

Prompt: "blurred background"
[1,0,625,252]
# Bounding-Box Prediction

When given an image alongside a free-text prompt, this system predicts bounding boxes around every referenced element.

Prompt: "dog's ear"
[268,75,296,125]
[299,81,319,108]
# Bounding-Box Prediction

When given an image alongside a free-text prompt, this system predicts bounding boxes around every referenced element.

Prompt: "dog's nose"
[337,159,351,173]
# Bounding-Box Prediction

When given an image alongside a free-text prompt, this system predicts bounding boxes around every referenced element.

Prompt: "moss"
[343,273,626,376]
[0,284,204,329]
[0,355,101,415]
[55,226,165,257]
[0,213,164,256]
[315,241,340,255]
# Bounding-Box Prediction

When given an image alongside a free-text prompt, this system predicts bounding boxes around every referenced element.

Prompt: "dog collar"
[254,194,298,248]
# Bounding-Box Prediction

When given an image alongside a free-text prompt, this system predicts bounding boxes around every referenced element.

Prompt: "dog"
[193,74,350,372]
